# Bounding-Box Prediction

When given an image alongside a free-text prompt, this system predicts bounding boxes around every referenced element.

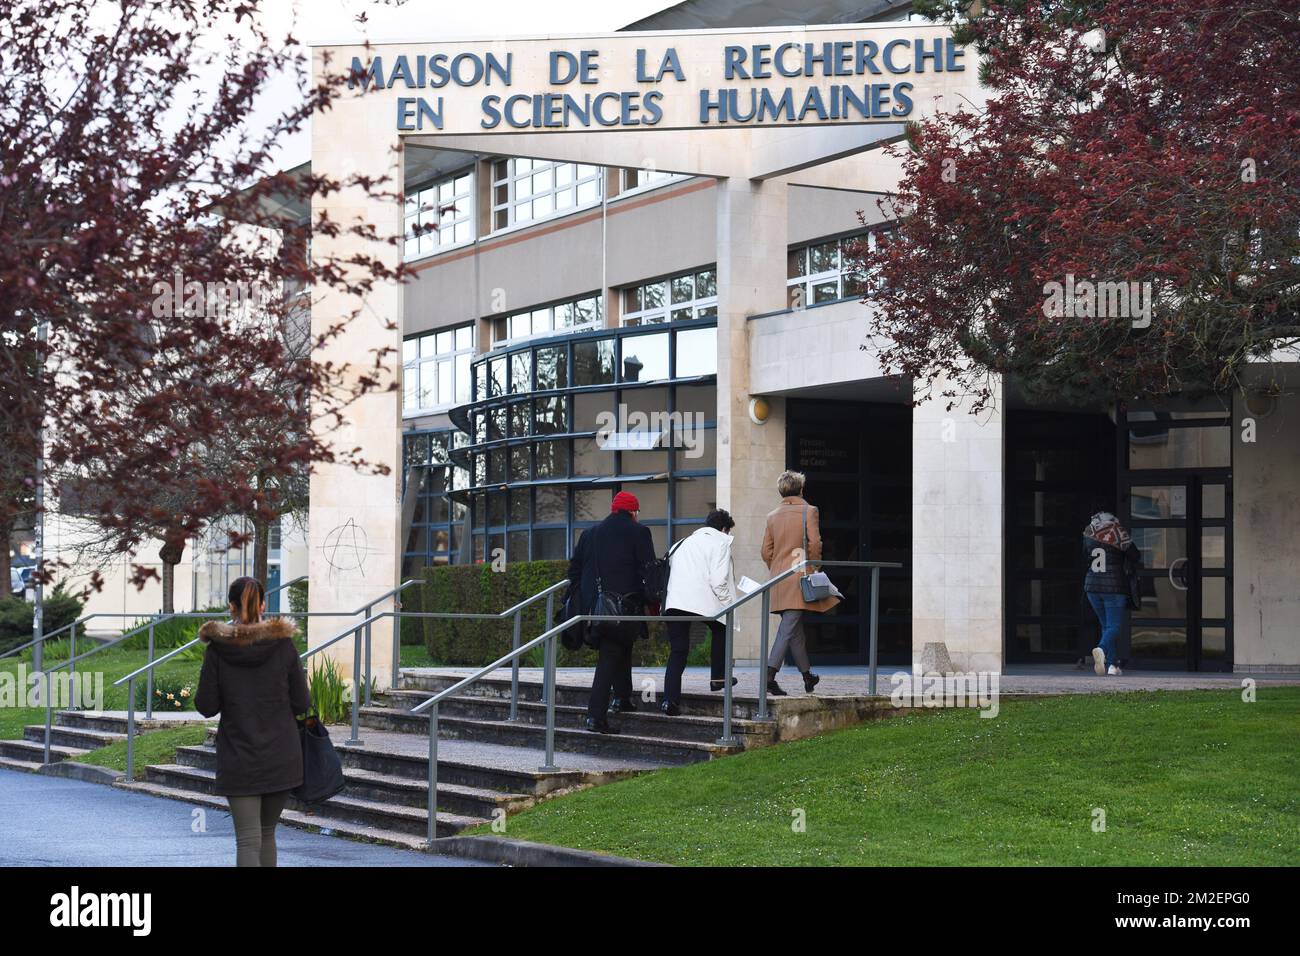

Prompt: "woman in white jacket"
[660,509,740,716]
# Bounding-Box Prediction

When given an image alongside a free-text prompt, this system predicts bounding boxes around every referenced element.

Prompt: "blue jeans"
[1087,592,1127,668]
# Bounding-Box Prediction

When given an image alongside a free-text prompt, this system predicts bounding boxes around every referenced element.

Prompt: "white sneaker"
[1091,647,1106,675]
[1107,665,1123,676]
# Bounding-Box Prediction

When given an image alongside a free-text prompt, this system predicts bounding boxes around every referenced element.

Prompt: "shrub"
[418,561,669,668]
[288,579,309,615]
[0,585,85,656]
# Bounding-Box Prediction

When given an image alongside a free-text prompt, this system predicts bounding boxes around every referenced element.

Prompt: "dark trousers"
[227,790,290,867]
[587,627,636,719]
[664,611,725,704]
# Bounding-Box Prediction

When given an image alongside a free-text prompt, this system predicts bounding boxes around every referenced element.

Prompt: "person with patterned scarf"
[1082,512,1142,676]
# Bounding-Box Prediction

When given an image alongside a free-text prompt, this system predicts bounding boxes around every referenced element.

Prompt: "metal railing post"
[757,589,772,721]
[348,628,363,746]
[540,592,554,705]
[426,705,439,846]
[145,621,156,719]
[868,566,880,696]
[540,633,558,772]
[43,669,53,765]
[126,679,136,780]
[716,609,738,747]
[392,602,403,693]
[363,605,373,706]
[508,609,521,722]
[68,621,77,711]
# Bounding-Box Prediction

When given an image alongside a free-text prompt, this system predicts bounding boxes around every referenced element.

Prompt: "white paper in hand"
[737,575,762,595]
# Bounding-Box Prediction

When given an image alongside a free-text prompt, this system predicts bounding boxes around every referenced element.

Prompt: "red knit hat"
[610,491,640,513]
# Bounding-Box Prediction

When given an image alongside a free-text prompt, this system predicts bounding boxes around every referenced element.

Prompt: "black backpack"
[644,539,685,608]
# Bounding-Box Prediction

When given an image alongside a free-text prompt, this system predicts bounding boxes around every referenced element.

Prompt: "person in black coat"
[568,491,655,733]
[195,576,310,866]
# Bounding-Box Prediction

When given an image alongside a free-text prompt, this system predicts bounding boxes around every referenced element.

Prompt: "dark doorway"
[786,400,911,665]
[1005,410,1116,664]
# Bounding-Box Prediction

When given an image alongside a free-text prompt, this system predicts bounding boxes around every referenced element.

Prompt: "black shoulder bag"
[293,714,345,806]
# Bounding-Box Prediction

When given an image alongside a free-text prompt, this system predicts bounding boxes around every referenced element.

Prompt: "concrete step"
[177,740,599,798]
[0,755,44,774]
[158,751,533,820]
[137,764,485,837]
[360,706,739,765]
[396,671,781,720]
[23,724,126,751]
[0,738,86,764]
[379,690,777,747]
[117,780,438,850]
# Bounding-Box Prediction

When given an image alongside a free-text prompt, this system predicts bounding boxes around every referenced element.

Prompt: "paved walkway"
[0,769,487,867]
[412,663,1300,698]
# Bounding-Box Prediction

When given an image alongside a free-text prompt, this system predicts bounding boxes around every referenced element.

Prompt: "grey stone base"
[38,761,126,785]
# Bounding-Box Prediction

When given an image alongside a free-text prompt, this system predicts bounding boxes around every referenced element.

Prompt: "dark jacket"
[194,618,311,797]
[568,510,655,641]
[1083,537,1141,595]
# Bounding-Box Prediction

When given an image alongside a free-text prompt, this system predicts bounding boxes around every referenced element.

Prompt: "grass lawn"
[488,688,1300,866]
[75,724,210,779]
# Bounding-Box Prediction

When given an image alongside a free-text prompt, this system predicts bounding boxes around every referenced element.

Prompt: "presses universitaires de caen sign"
[343,31,966,132]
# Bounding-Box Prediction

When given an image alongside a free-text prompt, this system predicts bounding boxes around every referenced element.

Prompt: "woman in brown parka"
[195,576,310,867]
[761,470,840,696]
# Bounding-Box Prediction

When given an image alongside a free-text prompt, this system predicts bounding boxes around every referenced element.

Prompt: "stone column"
[307,52,404,692]
[910,374,1005,674]
[714,175,789,661]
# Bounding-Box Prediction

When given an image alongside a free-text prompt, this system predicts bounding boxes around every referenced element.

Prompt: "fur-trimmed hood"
[198,617,298,647]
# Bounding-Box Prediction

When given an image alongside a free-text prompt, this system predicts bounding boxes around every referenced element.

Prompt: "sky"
[251,0,677,169]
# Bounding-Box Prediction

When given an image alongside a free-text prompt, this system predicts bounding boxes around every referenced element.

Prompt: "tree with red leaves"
[854,0,1300,411]
[0,1,406,597]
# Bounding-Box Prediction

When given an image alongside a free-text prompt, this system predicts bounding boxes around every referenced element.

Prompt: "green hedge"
[417,561,671,667]
[0,585,84,657]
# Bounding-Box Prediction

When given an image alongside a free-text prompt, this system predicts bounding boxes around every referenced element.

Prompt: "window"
[622,268,718,326]
[404,170,474,259]
[491,294,603,345]
[491,158,602,230]
[401,429,469,574]
[787,232,874,309]
[403,323,475,413]
[620,167,684,192]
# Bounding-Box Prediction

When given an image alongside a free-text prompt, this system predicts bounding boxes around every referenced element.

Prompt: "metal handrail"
[409,558,901,845]
[0,574,308,662]
[105,575,562,779]
[35,577,415,771]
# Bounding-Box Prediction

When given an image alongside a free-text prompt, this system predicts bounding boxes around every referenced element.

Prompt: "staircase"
[115,668,769,849]
[0,712,140,772]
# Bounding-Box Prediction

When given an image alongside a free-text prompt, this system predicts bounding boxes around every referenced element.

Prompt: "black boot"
[584,717,618,734]
[608,698,638,713]
[802,671,821,694]
[709,677,739,692]
[766,667,788,697]
[660,699,681,717]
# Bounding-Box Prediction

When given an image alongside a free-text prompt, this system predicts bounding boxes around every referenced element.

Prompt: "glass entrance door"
[1123,405,1233,671]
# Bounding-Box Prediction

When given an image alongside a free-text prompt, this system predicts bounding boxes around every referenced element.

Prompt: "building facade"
[302,0,1300,683]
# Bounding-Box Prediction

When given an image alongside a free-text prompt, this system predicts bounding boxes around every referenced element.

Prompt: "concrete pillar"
[911,374,1005,674]
[1232,388,1300,671]
[714,175,789,661]
[307,54,405,692]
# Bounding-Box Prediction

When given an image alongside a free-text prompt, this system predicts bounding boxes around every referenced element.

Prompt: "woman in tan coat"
[761,470,840,695]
